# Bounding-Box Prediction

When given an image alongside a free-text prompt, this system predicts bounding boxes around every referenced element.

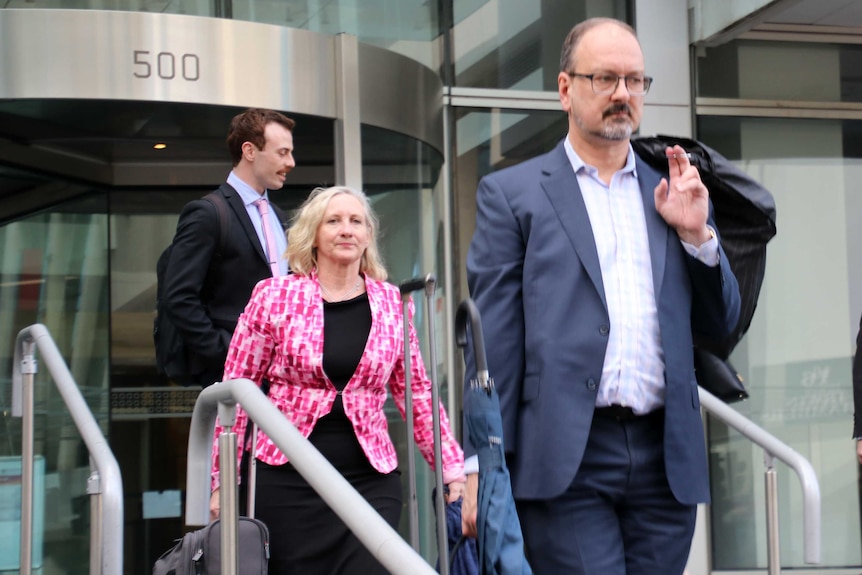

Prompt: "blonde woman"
[210,186,465,574]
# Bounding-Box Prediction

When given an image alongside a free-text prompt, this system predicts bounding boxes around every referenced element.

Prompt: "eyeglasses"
[568,72,653,96]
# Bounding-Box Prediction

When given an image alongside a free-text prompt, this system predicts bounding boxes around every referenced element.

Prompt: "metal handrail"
[186,377,437,575]
[698,386,821,572]
[11,323,124,575]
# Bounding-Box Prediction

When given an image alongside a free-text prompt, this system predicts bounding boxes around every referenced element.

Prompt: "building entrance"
[1,9,447,573]
[0,97,340,572]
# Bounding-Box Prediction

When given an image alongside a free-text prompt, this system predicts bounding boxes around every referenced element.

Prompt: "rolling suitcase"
[399,274,450,574]
[153,423,269,575]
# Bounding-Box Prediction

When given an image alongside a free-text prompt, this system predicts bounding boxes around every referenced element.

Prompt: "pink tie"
[254,198,281,277]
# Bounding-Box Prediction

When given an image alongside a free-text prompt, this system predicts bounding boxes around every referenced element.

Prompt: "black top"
[317,292,372,429]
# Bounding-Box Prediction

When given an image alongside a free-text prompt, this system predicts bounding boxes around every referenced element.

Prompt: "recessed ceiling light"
[153,143,167,150]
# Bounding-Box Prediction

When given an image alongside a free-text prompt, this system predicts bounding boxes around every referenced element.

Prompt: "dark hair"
[559,17,638,73]
[226,108,296,166]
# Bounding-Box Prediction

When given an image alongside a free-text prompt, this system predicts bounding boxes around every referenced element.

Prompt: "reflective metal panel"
[359,43,444,153]
[0,9,338,117]
[335,33,363,190]
[0,9,446,154]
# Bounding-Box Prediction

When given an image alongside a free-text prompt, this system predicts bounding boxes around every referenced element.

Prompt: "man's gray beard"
[575,115,633,141]
[599,120,633,141]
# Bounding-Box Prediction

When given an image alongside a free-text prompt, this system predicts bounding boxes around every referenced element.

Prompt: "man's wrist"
[680,225,719,266]
[679,226,713,247]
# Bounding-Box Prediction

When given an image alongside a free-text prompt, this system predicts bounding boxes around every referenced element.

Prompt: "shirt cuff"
[681,225,719,267]
[464,454,479,475]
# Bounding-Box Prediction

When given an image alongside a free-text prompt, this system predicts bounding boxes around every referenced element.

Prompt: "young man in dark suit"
[461,18,741,574]
[163,108,295,388]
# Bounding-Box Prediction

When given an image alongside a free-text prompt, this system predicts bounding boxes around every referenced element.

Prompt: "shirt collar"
[227,171,270,206]
[563,136,638,178]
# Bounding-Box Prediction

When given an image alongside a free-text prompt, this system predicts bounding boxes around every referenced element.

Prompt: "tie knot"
[254,197,270,215]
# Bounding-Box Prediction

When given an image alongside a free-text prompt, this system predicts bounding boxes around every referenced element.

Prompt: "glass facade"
[6,0,444,69]
[452,0,629,90]
[696,40,862,571]
[698,40,862,103]
[233,0,443,69]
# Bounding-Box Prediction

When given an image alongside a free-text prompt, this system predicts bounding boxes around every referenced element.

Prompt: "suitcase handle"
[399,275,433,297]
[398,273,449,574]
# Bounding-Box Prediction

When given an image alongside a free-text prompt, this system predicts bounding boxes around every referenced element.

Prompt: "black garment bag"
[632,135,778,402]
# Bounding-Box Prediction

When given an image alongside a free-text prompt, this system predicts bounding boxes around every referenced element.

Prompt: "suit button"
[586,378,597,391]
[599,325,609,336]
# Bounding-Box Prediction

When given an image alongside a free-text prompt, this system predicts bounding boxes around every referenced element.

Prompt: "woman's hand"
[445,480,466,503]
[209,489,220,522]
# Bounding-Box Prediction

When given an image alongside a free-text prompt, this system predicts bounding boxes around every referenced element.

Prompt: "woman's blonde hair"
[286,186,387,281]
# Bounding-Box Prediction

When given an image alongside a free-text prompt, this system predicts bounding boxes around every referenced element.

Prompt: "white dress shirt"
[564,139,666,414]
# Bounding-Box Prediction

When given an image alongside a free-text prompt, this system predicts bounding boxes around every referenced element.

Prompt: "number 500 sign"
[133,50,200,81]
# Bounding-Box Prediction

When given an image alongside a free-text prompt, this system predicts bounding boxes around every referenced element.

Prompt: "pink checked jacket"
[211,271,465,490]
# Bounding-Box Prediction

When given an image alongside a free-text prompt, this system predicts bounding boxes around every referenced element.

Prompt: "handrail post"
[218,402,239,575]
[15,339,36,575]
[764,451,781,575]
[87,467,103,575]
[399,286,420,551]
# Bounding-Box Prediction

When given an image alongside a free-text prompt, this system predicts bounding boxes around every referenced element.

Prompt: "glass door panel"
[0,192,110,574]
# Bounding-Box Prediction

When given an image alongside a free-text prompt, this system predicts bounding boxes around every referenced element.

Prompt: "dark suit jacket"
[466,140,741,505]
[852,314,862,438]
[163,182,286,387]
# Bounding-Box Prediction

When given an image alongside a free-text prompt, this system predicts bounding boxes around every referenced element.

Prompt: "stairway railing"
[12,323,124,575]
[186,377,437,575]
[698,386,821,573]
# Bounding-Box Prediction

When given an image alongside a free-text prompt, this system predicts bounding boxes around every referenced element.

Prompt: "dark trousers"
[517,409,696,575]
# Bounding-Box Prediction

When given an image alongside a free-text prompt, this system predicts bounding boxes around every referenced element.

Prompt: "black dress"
[253,292,403,575]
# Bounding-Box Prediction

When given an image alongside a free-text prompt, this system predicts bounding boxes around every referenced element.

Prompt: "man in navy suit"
[461,18,741,574]
[163,108,294,388]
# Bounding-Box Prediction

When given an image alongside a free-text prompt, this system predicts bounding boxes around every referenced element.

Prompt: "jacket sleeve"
[211,279,278,491]
[464,175,526,460]
[163,199,227,370]
[388,297,465,484]
[686,211,742,341]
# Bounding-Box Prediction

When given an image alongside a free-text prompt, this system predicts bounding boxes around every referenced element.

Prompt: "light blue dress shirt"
[227,171,288,276]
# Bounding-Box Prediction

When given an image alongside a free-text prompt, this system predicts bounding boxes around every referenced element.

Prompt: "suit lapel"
[218,183,269,265]
[539,143,607,310]
[635,157,668,299]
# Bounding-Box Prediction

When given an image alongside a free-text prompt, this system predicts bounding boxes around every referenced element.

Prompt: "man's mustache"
[603,104,631,118]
